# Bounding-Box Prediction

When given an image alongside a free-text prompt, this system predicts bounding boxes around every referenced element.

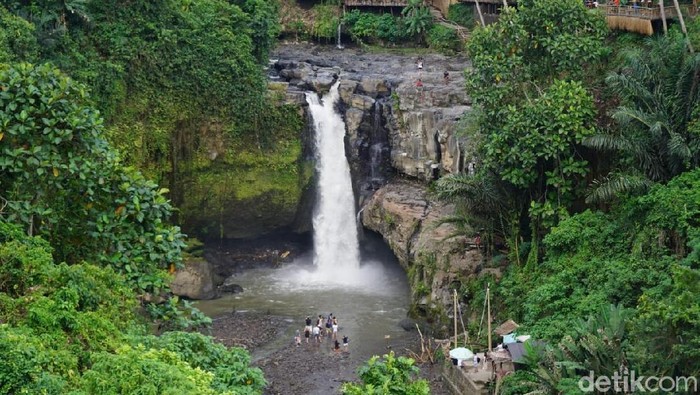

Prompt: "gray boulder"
[170,259,218,300]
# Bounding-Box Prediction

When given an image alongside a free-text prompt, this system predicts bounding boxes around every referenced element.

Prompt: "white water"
[306,82,361,283]
[336,23,344,49]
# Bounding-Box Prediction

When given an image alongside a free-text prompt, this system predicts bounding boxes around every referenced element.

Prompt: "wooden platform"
[600,4,677,35]
[343,0,409,6]
[600,4,676,20]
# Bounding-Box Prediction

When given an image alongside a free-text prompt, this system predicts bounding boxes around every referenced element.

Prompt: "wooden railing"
[343,0,409,6]
[598,4,677,19]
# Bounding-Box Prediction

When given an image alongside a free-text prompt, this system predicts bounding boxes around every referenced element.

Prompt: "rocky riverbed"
[207,311,450,395]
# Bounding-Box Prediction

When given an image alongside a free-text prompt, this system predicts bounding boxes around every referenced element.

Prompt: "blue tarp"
[503,333,517,344]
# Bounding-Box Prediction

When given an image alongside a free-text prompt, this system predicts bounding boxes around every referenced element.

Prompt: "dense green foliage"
[0,223,264,394]
[457,0,609,241]
[341,0,441,48]
[426,25,461,54]
[0,63,184,293]
[434,0,700,392]
[585,31,700,203]
[0,1,281,389]
[342,352,429,395]
[342,10,410,44]
[0,6,37,63]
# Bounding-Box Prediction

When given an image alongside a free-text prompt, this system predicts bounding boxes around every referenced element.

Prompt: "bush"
[134,331,266,394]
[341,351,429,395]
[311,4,340,39]
[447,3,475,29]
[343,10,409,45]
[75,345,218,395]
[427,25,462,54]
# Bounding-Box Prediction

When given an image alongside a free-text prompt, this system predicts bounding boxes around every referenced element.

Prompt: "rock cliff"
[273,44,484,324]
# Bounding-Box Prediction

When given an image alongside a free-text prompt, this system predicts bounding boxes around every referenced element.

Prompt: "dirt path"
[206,312,450,395]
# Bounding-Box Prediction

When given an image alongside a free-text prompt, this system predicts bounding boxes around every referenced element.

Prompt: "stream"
[195,232,413,362]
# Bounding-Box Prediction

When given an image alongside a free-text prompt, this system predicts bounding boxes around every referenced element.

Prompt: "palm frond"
[434,172,506,213]
[585,172,653,204]
[582,133,631,152]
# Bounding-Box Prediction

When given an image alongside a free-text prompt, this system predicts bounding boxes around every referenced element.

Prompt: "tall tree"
[438,0,609,255]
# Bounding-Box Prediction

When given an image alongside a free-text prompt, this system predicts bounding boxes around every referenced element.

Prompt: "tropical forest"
[0,0,699,394]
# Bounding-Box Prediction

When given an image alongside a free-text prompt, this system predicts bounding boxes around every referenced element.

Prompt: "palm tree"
[435,171,528,262]
[401,0,433,38]
[584,31,700,203]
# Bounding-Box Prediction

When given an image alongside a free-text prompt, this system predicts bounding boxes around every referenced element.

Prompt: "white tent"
[449,347,474,365]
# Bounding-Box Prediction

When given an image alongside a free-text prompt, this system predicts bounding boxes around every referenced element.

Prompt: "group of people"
[295,314,349,352]
[414,57,451,95]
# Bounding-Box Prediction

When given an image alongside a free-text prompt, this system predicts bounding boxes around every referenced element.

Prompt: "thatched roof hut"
[494,319,519,336]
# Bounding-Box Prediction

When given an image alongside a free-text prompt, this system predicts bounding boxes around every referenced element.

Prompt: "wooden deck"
[343,0,409,6]
[599,4,677,20]
[600,4,678,34]
[458,0,516,5]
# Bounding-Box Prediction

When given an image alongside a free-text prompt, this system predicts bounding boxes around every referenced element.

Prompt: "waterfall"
[336,23,344,49]
[306,82,360,273]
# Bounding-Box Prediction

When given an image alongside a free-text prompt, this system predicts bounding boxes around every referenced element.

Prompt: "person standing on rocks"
[312,324,321,343]
[342,335,349,351]
[332,316,339,341]
[316,314,324,338]
[294,330,301,347]
[304,316,312,343]
[325,314,333,337]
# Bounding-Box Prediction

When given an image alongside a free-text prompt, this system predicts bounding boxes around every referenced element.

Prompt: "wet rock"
[338,80,358,103]
[399,318,418,331]
[361,179,483,309]
[219,278,244,294]
[309,71,337,93]
[349,94,375,111]
[170,258,217,300]
[358,77,390,98]
[272,43,473,187]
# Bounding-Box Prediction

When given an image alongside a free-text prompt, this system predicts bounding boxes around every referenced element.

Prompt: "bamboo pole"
[659,0,668,34]
[475,0,486,27]
[672,0,694,53]
[486,283,492,353]
[453,289,458,349]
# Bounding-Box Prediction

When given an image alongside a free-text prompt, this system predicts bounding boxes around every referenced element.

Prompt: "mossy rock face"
[163,107,313,240]
[176,143,314,239]
[180,174,313,239]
